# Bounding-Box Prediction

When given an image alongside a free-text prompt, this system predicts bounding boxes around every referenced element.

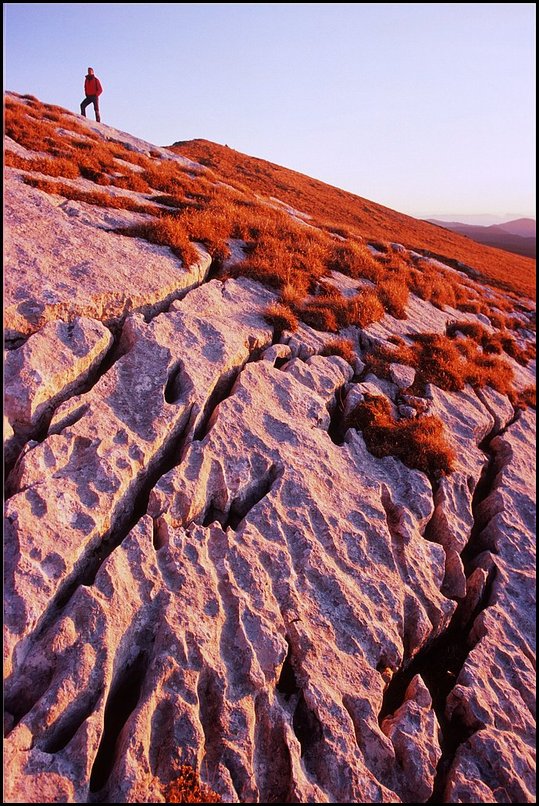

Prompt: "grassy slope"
[170,139,536,300]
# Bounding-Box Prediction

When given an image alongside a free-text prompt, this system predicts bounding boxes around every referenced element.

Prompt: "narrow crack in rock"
[380,402,518,802]
[202,464,282,531]
[276,636,300,700]
[88,649,150,798]
[4,324,117,482]
[327,383,348,445]
[4,407,194,730]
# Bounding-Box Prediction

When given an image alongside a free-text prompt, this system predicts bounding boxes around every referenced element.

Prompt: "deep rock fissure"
[378,563,497,799]
[88,649,149,797]
[41,688,103,755]
[380,402,513,801]
[276,636,300,700]
[164,359,184,404]
[193,346,269,443]
[4,334,27,351]
[196,667,227,786]
[292,691,324,769]
[193,367,243,442]
[461,402,521,570]
[327,384,348,446]
[427,566,497,803]
[60,406,196,594]
[4,326,118,484]
[4,407,195,730]
[201,465,281,532]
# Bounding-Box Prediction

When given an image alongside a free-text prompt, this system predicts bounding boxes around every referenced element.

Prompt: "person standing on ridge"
[80,67,103,122]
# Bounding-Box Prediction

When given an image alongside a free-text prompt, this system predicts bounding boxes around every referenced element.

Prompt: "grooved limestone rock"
[3,93,536,804]
[381,674,442,802]
[4,170,212,339]
[443,412,536,803]
[4,317,113,438]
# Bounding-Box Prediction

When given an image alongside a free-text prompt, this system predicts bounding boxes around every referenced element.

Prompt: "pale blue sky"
[3,3,536,220]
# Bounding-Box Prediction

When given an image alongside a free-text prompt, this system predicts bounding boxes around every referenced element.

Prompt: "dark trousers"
[80,95,100,122]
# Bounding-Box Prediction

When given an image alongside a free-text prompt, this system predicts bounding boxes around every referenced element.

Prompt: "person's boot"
[96,114,101,123]
[80,107,86,117]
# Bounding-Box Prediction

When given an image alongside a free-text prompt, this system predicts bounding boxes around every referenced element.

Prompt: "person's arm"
[95,78,103,96]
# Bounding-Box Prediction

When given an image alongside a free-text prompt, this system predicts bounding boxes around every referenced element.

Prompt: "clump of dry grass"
[488,311,512,330]
[345,291,386,327]
[297,285,387,332]
[110,173,152,193]
[164,766,221,803]
[301,302,340,333]
[278,282,306,310]
[320,338,357,365]
[377,277,409,319]
[446,320,535,366]
[463,352,515,396]
[263,302,298,333]
[119,215,199,264]
[511,385,536,410]
[5,151,81,179]
[327,240,383,283]
[346,394,456,478]
[363,331,516,397]
[22,175,161,215]
[456,299,485,315]
[412,332,515,395]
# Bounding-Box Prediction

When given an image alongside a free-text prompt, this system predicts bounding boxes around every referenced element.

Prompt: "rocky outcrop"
[443,411,536,803]
[4,317,113,461]
[4,169,212,341]
[3,93,536,804]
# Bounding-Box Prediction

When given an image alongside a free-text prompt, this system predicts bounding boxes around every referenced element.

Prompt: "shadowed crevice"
[89,650,148,795]
[379,406,511,801]
[327,384,347,446]
[201,465,282,531]
[193,343,270,443]
[276,637,300,701]
[41,688,103,754]
[292,691,323,769]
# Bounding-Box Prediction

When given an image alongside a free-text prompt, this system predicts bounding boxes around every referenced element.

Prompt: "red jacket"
[84,75,103,97]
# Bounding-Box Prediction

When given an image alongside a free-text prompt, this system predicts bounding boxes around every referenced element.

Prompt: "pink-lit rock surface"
[4,168,212,340]
[4,317,112,438]
[3,93,536,804]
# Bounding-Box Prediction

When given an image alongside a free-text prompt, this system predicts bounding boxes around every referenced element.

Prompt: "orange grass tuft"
[263,302,298,333]
[118,215,199,265]
[320,338,357,365]
[346,394,456,478]
[165,766,221,803]
[22,175,160,215]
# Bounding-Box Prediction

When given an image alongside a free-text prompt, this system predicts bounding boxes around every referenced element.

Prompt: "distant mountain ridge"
[427,217,536,259]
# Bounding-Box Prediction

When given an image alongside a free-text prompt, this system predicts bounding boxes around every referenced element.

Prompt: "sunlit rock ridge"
[3,91,536,804]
